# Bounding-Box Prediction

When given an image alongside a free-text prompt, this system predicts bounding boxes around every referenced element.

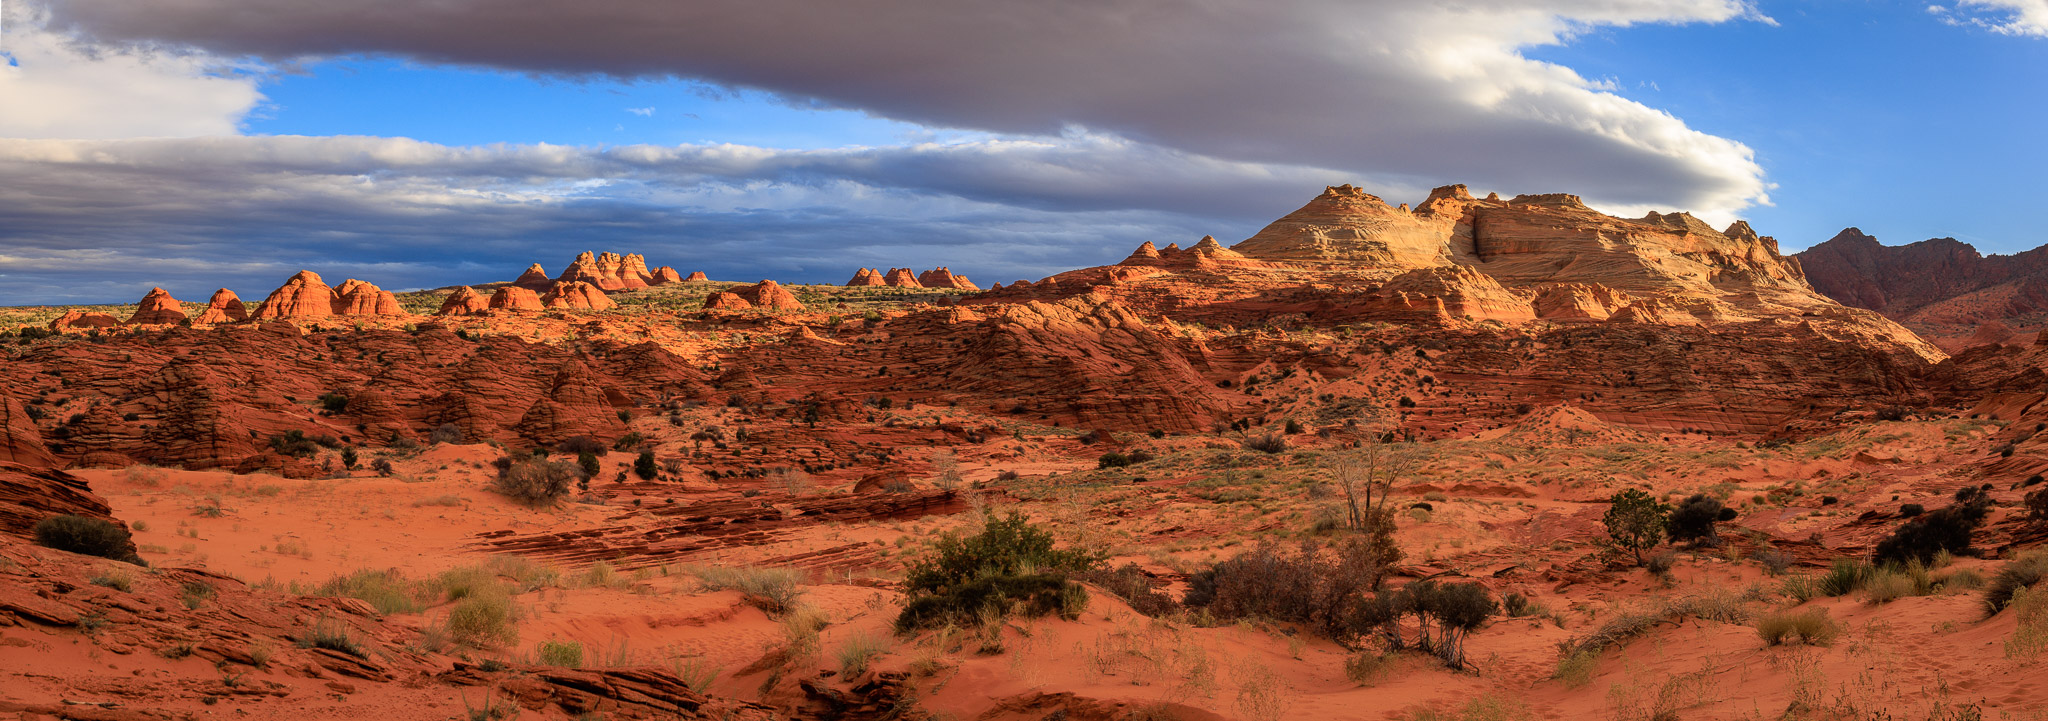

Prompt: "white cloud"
[1932,1,2048,35]
[0,4,261,138]
[626,106,654,116]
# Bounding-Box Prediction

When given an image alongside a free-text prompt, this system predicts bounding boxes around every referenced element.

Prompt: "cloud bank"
[1,0,1789,304]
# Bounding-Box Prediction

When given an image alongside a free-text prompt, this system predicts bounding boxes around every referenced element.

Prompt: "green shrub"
[1755,608,1839,646]
[318,392,349,413]
[1819,558,1871,597]
[446,589,519,648]
[295,617,365,657]
[1666,493,1727,545]
[320,568,424,615]
[633,450,657,480]
[33,515,140,564]
[577,451,600,478]
[537,639,583,667]
[894,512,1101,631]
[269,430,319,458]
[1096,452,1132,469]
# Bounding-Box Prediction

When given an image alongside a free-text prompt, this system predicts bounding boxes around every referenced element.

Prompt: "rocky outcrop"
[685,271,708,282]
[125,287,186,325]
[139,361,258,469]
[732,280,803,311]
[649,267,683,285]
[0,395,55,468]
[0,462,136,561]
[489,286,545,311]
[1795,229,2048,344]
[47,310,120,332]
[542,281,614,311]
[514,263,554,291]
[917,267,980,291]
[193,289,247,324]
[702,292,751,310]
[436,286,490,316]
[1532,283,1632,322]
[557,251,656,290]
[332,279,405,316]
[512,358,626,446]
[846,268,885,286]
[882,268,921,287]
[1233,184,1460,267]
[250,270,336,320]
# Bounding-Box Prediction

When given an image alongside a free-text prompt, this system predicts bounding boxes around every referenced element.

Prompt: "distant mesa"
[125,287,186,325]
[194,289,246,324]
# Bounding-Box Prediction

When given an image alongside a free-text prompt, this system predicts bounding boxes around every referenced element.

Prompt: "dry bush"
[1755,608,1839,647]
[690,565,804,614]
[492,459,578,506]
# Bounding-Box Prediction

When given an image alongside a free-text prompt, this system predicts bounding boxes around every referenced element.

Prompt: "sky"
[0,0,2042,305]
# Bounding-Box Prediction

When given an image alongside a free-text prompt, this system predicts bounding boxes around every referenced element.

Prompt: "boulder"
[0,395,55,468]
[125,287,187,325]
[732,280,803,311]
[194,289,247,324]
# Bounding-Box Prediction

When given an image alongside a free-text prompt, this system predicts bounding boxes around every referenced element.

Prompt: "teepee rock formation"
[250,271,336,320]
[125,287,187,325]
[846,268,885,286]
[194,289,247,324]
[513,263,554,291]
[489,286,545,311]
[542,281,614,311]
[436,286,490,316]
[332,279,405,316]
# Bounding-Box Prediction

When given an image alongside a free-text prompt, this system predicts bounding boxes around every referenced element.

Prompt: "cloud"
[0,4,262,138]
[626,107,655,116]
[40,0,1773,214]
[1938,1,2048,36]
[0,134,1365,304]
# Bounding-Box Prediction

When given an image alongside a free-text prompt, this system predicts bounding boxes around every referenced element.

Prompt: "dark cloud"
[42,0,1771,212]
[0,136,1319,304]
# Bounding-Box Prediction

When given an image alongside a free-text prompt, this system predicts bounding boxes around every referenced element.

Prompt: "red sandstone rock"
[250,270,336,320]
[731,280,803,311]
[125,287,187,325]
[846,268,885,286]
[47,310,121,332]
[882,268,922,287]
[685,271,709,282]
[703,292,751,310]
[193,289,247,324]
[489,286,545,311]
[512,358,626,445]
[917,267,981,291]
[331,279,405,316]
[542,281,615,311]
[0,462,135,560]
[514,263,554,290]
[436,286,490,316]
[649,266,683,285]
[0,395,55,468]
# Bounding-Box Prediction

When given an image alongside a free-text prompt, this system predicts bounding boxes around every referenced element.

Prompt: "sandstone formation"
[0,395,54,468]
[1796,229,2048,348]
[650,266,683,284]
[436,286,490,316]
[917,267,980,290]
[193,288,247,324]
[125,287,187,325]
[846,268,885,286]
[541,281,615,311]
[732,280,803,310]
[556,251,658,290]
[0,462,135,561]
[332,278,405,316]
[489,286,546,311]
[47,310,120,332]
[685,271,709,282]
[882,268,921,287]
[512,358,626,445]
[513,263,554,290]
[702,292,751,310]
[250,270,336,320]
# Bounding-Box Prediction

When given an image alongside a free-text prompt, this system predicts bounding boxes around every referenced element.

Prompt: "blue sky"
[0,0,2043,304]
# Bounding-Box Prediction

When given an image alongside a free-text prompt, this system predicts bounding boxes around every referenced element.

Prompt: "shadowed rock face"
[1795,230,2048,349]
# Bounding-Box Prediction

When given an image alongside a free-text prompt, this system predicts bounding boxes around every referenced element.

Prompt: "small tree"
[1603,488,1670,566]
[928,448,963,491]
[340,447,359,470]
[577,451,600,478]
[633,450,658,480]
[1874,486,1993,564]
